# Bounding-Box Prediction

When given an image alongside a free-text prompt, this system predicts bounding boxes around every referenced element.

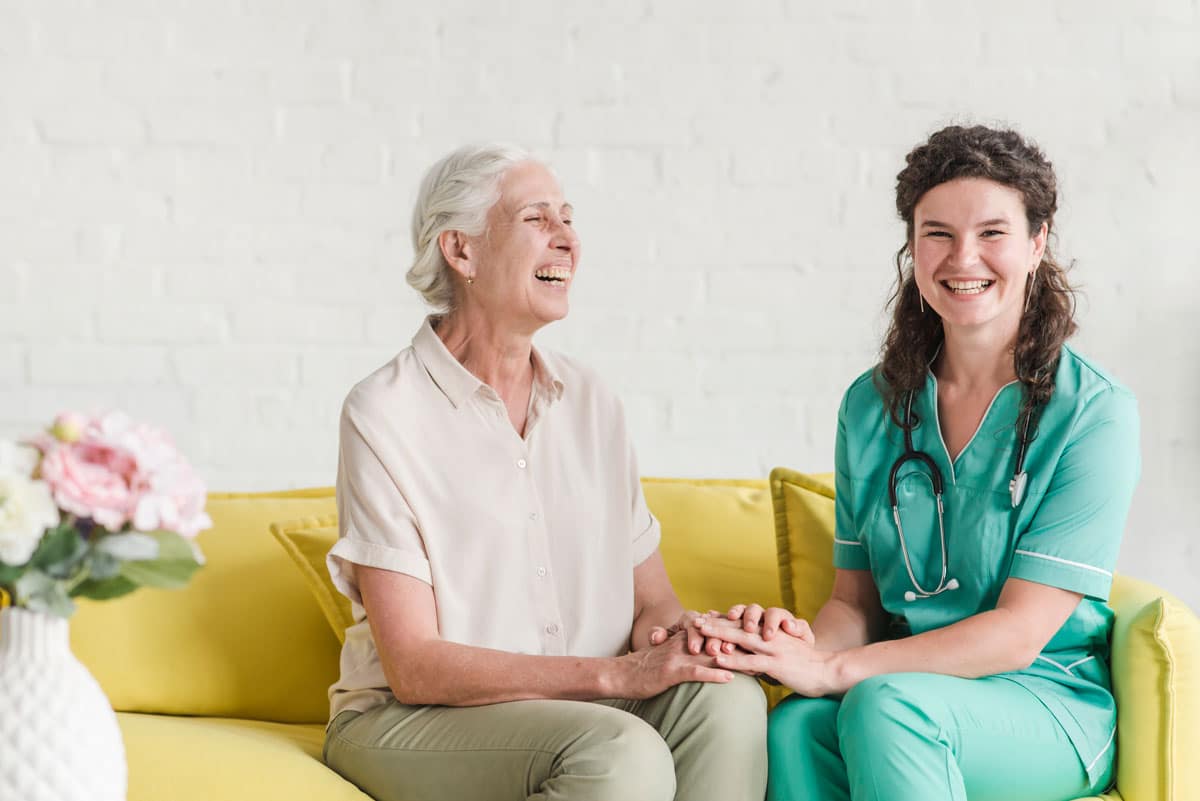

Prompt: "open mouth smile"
[941,279,994,295]
[535,266,572,285]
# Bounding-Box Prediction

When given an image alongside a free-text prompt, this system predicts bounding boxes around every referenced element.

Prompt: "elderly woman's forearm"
[382,639,626,706]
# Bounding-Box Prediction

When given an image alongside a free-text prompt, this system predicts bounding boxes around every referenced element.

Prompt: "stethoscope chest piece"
[1010,471,1029,508]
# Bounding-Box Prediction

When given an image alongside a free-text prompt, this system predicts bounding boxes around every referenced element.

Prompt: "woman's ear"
[438,230,474,279]
[1031,221,1048,266]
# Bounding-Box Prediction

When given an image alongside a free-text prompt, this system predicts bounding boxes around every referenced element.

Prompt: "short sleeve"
[834,387,871,571]
[328,392,433,606]
[1010,387,1140,601]
[625,419,661,567]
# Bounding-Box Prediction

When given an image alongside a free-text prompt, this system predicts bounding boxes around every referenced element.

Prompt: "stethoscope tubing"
[889,388,1038,601]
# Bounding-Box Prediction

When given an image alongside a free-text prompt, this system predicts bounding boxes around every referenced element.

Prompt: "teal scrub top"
[833,345,1140,784]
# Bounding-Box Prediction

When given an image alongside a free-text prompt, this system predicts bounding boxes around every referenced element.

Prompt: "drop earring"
[919,292,925,314]
[1024,271,1036,313]
[467,275,475,285]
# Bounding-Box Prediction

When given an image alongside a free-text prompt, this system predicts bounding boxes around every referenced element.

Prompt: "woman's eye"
[925,231,951,238]
[982,229,1005,238]
[562,219,573,227]
[524,216,543,223]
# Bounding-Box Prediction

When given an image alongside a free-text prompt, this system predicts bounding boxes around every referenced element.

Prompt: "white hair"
[407,143,533,311]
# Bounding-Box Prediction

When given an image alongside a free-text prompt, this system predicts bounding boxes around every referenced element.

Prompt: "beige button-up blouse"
[326,317,662,720]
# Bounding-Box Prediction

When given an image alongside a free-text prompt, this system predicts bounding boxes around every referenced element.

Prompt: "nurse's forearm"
[810,598,881,652]
[826,607,1036,693]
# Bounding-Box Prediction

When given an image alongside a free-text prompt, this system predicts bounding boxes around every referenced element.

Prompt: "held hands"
[693,605,838,698]
[647,610,709,655]
[617,629,734,699]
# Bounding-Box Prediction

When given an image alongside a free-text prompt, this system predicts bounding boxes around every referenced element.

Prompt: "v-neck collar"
[922,370,1020,484]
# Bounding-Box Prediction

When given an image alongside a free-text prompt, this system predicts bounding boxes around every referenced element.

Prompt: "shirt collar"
[412,316,565,409]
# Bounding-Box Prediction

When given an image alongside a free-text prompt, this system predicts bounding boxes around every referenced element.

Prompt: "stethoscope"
[889,388,1038,602]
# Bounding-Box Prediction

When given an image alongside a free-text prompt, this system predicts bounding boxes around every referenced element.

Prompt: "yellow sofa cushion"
[768,468,837,620]
[1107,574,1200,801]
[71,489,341,723]
[644,477,782,613]
[118,713,370,801]
[270,517,353,644]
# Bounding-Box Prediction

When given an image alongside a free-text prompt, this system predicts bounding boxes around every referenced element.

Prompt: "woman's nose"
[551,219,578,250]
[950,236,979,266]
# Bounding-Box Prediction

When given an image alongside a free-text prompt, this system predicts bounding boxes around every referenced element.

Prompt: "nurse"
[698,124,1140,801]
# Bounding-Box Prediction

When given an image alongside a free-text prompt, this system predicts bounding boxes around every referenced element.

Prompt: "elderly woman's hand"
[615,629,734,699]
[646,610,708,654]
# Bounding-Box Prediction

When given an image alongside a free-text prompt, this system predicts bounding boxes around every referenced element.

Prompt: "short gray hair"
[407,143,533,311]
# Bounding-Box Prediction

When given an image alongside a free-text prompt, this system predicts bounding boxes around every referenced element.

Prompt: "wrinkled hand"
[617,629,734,699]
[695,616,833,697]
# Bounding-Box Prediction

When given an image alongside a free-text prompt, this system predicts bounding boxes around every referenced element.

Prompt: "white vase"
[0,606,126,801]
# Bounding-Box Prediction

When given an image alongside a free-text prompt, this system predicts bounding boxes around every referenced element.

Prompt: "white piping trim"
[927,372,957,485]
[1066,656,1095,670]
[1013,550,1113,577]
[834,538,863,547]
[1085,727,1117,774]
[1035,655,1073,676]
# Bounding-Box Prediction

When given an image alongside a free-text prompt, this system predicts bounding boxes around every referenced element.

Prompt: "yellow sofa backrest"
[71,490,341,724]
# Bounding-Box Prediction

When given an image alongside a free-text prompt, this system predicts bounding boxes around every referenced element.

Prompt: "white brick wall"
[2,1,1197,608]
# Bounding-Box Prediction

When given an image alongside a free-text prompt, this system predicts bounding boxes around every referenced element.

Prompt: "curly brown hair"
[878,124,1078,430]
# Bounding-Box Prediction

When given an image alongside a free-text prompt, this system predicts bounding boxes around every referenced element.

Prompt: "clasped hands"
[649,605,837,697]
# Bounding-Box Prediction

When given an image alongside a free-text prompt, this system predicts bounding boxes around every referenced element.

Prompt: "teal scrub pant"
[767,673,1114,801]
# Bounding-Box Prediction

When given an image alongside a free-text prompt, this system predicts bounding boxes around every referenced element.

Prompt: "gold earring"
[1024,271,1036,313]
[466,275,474,285]
[919,292,925,314]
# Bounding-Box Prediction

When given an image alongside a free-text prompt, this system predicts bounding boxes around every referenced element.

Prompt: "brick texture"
[2,1,1197,607]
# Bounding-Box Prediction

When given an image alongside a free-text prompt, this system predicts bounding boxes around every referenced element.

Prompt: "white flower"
[0,475,60,566]
[0,440,39,479]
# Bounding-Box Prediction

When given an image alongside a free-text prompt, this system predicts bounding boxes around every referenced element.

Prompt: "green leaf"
[117,530,202,589]
[72,575,139,601]
[85,549,121,580]
[95,532,159,561]
[30,524,87,579]
[0,560,19,586]
[15,569,74,618]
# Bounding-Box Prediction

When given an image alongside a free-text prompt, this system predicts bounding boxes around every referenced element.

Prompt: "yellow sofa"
[64,473,1197,801]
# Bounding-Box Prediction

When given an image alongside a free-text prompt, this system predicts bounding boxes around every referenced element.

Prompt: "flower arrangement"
[0,411,210,617]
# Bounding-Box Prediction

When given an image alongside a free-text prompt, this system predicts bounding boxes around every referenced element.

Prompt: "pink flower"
[39,439,137,531]
[132,460,212,539]
[34,411,211,538]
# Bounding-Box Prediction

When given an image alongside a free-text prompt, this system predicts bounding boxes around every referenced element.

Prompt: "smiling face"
[458,161,579,335]
[912,177,1047,343]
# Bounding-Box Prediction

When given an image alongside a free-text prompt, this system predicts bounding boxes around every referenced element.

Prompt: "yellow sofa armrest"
[1107,574,1200,801]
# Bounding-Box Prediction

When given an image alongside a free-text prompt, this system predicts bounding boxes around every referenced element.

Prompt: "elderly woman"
[322,144,767,801]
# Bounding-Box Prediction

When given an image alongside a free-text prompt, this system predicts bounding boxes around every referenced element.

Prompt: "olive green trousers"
[323,674,767,801]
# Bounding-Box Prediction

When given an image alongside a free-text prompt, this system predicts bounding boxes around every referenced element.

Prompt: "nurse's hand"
[696,605,814,655]
[694,618,833,697]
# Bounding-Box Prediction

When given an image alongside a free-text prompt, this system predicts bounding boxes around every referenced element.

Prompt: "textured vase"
[0,606,126,801]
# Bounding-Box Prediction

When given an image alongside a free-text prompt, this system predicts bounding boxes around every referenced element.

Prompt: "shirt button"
[545,623,559,635]
[536,566,547,577]
[517,458,527,469]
